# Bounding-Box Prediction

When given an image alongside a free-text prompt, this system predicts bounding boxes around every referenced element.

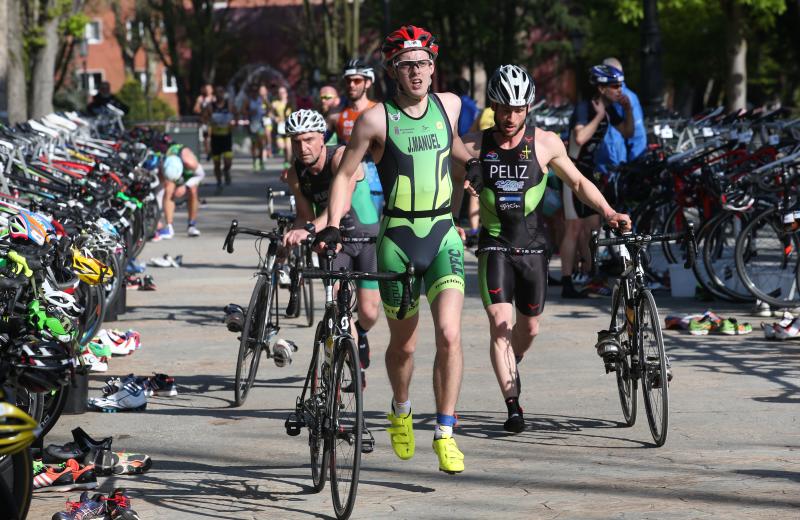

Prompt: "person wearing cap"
[314,25,475,475]
[330,59,384,212]
[157,144,205,239]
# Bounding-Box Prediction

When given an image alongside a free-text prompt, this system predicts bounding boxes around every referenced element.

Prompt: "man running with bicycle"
[282,109,381,386]
[316,25,473,474]
[460,65,630,433]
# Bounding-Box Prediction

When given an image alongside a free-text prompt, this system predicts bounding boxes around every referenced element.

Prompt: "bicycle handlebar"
[302,261,415,320]
[222,219,281,254]
[591,222,697,271]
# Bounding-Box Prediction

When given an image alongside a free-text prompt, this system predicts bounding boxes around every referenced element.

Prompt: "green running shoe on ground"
[716,318,753,335]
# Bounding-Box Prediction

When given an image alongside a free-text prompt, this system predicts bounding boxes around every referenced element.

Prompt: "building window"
[85,20,102,44]
[79,71,104,96]
[162,69,178,93]
[126,20,144,42]
[135,70,148,91]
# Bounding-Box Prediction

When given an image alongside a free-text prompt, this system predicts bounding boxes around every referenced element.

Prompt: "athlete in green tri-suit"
[316,25,475,475]
[459,65,631,434]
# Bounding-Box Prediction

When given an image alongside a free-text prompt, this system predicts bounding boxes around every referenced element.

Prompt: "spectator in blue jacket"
[600,57,646,163]
[452,78,479,136]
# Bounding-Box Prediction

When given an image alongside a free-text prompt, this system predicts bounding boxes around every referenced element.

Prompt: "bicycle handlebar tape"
[396,265,415,321]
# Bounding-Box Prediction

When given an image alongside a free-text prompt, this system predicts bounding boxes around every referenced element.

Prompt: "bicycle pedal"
[361,438,375,454]
[284,414,304,436]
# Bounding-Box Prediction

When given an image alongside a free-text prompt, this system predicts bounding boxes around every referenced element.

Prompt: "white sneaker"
[752,300,772,318]
[88,379,147,412]
[80,348,108,372]
[94,329,136,356]
[187,225,201,237]
[774,317,800,340]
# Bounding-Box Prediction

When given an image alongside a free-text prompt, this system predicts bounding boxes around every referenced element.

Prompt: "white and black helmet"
[285,109,327,136]
[487,65,536,107]
[343,58,375,82]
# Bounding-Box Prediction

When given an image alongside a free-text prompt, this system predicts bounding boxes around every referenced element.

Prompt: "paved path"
[29,158,799,519]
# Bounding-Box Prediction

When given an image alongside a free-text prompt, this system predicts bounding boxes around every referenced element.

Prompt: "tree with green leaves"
[142,0,237,115]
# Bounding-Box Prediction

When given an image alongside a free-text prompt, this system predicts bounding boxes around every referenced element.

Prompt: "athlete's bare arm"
[438,92,471,220]
[326,104,384,229]
[539,130,630,228]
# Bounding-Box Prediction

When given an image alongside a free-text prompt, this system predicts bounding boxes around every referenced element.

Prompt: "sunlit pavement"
[29,157,799,519]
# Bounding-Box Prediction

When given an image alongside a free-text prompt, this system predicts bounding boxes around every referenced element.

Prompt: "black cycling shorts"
[332,241,378,290]
[477,250,547,316]
[210,134,233,158]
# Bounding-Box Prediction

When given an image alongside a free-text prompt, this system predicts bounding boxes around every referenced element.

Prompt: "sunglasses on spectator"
[394,59,434,74]
[320,95,336,100]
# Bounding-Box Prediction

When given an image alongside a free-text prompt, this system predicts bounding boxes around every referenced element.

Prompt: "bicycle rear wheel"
[330,337,362,520]
[0,449,33,520]
[234,275,273,406]
[309,322,328,492]
[611,284,637,426]
[639,290,669,446]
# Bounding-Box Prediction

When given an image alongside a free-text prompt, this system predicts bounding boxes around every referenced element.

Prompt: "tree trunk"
[30,11,60,118]
[722,0,747,111]
[0,0,8,119]
[6,0,27,123]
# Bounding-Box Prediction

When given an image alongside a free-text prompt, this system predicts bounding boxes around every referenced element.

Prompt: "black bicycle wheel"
[735,207,800,308]
[302,277,315,328]
[639,290,669,447]
[309,321,328,492]
[234,275,272,406]
[701,211,754,302]
[611,284,637,426]
[330,337,362,520]
[38,384,68,438]
[0,449,33,520]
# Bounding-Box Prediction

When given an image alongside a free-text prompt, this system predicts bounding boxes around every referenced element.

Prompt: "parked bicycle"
[284,237,413,520]
[591,223,697,447]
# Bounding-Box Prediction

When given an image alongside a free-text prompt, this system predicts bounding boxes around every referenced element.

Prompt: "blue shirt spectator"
[605,84,646,161]
[451,78,479,136]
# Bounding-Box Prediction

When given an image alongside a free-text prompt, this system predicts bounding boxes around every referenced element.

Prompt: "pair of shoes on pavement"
[34,458,97,492]
[42,428,152,477]
[51,488,139,520]
[93,329,141,356]
[148,254,182,268]
[687,311,752,335]
[133,275,157,291]
[387,408,465,474]
[89,376,147,413]
[762,311,800,340]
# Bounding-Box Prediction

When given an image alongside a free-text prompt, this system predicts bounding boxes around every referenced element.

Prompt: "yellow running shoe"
[387,410,415,460]
[432,434,464,474]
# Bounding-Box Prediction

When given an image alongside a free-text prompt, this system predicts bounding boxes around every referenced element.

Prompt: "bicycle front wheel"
[611,284,637,426]
[639,290,669,446]
[0,448,33,520]
[234,275,273,406]
[302,276,315,328]
[330,337,362,519]
[310,322,328,492]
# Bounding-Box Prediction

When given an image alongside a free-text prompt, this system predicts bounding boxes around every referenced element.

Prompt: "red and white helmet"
[381,25,439,64]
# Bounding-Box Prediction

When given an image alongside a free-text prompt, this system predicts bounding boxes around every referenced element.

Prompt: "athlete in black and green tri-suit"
[461,65,631,434]
[316,25,475,475]
[282,109,381,382]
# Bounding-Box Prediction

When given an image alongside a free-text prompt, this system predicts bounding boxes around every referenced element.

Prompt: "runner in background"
[271,85,293,170]
[258,85,274,162]
[193,83,214,159]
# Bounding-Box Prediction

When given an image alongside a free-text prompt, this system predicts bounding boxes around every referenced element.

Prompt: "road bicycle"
[285,239,413,520]
[591,223,697,447]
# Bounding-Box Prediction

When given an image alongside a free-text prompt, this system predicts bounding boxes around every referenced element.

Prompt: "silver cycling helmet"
[487,65,536,107]
[343,58,375,82]
[285,109,327,136]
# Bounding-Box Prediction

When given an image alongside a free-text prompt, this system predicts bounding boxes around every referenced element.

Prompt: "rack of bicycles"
[0,107,169,519]
[597,108,800,309]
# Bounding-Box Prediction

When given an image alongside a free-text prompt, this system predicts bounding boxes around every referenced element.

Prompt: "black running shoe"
[503,413,525,433]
